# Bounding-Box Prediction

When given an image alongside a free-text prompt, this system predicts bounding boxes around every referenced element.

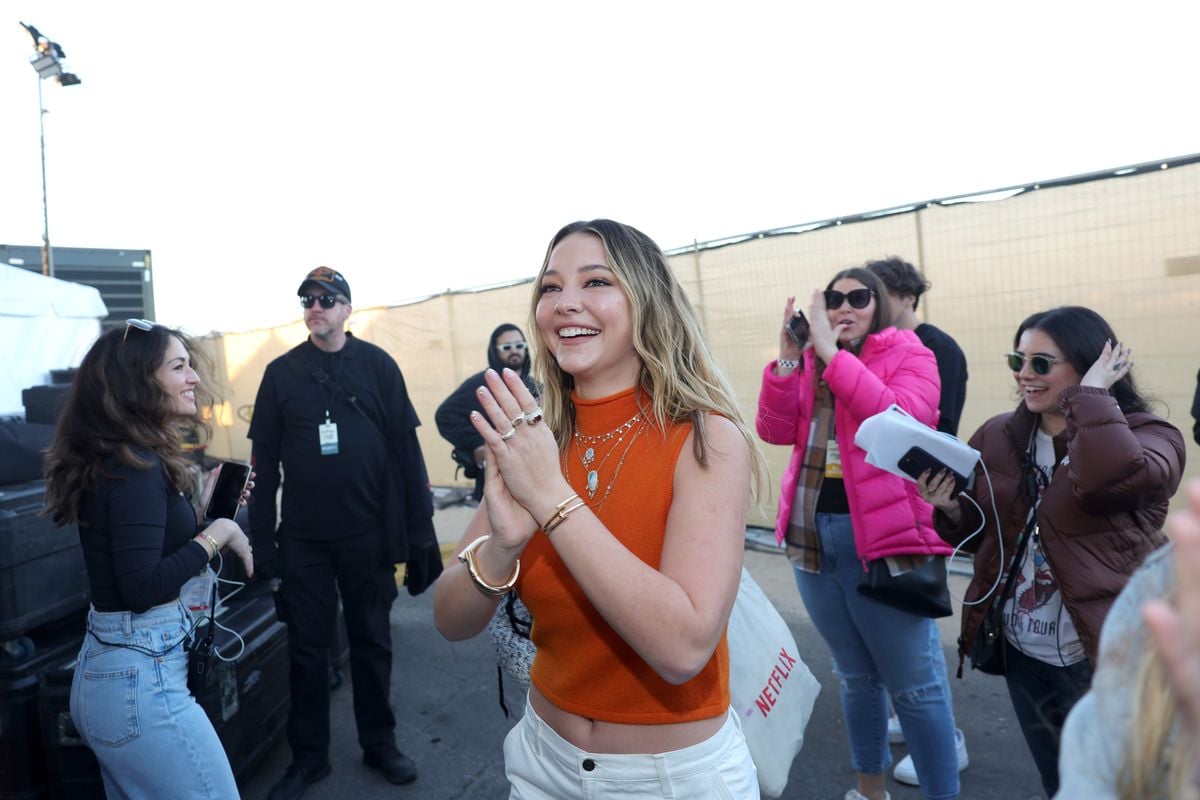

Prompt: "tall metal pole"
[37,76,54,278]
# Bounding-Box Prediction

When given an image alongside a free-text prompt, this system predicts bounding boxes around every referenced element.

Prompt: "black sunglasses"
[1005,352,1064,375]
[497,342,527,353]
[300,294,343,309]
[824,288,874,310]
[123,318,155,342]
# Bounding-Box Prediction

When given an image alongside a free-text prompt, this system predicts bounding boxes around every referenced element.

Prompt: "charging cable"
[946,458,1005,607]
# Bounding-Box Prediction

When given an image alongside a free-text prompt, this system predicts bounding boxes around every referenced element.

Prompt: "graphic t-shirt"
[1001,429,1086,665]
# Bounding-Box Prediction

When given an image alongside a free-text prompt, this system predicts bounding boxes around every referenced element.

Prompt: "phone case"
[898,446,967,498]
[204,462,251,521]
[786,313,809,348]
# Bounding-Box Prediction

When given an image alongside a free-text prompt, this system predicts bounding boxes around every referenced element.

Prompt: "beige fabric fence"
[198,161,1200,526]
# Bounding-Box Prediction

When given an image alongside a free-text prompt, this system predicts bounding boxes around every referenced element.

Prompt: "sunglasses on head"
[123,318,155,342]
[824,288,873,310]
[1005,352,1064,375]
[300,294,343,310]
[497,342,527,353]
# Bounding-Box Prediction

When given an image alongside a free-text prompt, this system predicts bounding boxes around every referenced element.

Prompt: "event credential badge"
[319,415,339,456]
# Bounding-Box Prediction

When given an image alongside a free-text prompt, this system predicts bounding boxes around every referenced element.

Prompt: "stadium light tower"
[19,22,82,278]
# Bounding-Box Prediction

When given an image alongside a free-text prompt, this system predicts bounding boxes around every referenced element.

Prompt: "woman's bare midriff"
[528,685,725,754]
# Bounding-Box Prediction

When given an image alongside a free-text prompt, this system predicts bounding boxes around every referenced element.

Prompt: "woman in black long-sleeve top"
[44,320,254,799]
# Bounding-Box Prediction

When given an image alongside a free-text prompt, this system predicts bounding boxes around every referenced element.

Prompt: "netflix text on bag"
[754,647,800,717]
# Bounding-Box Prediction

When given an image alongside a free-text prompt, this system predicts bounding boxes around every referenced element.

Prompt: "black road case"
[0,481,89,640]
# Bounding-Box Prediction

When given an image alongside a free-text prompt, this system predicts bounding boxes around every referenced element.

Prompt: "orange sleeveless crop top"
[517,387,731,724]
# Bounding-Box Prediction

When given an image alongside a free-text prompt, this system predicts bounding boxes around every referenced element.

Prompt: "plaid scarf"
[785,375,834,573]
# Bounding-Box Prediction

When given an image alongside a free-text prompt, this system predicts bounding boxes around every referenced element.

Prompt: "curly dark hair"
[865,256,931,310]
[43,323,214,525]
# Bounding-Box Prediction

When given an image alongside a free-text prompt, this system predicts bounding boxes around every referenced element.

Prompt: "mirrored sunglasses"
[300,294,342,309]
[1005,352,1064,375]
[497,342,527,353]
[824,288,873,310]
[123,318,155,342]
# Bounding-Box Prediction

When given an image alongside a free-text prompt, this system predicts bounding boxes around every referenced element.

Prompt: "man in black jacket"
[435,323,537,501]
[249,267,433,800]
[868,256,969,436]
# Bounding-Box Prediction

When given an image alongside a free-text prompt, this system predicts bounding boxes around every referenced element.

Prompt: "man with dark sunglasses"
[435,323,538,503]
[249,267,434,799]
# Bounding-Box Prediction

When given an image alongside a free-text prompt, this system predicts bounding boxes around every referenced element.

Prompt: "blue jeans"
[71,601,239,799]
[794,513,959,800]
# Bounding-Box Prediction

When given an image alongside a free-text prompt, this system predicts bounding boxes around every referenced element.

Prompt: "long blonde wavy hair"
[1119,604,1198,800]
[528,219,766,499]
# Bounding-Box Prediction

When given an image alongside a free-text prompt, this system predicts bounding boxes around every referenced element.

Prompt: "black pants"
[278,530,399,770]
[1002,640,1094,798]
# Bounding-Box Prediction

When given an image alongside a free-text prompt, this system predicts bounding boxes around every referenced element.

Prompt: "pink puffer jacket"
[756,327,952,561]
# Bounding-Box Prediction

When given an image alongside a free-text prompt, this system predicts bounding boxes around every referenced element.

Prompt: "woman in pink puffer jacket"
[757,266,960,800]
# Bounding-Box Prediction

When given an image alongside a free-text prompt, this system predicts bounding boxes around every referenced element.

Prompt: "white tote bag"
[727,567,820,799]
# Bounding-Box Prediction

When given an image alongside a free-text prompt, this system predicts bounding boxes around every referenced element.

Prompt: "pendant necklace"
[574,412,643,499]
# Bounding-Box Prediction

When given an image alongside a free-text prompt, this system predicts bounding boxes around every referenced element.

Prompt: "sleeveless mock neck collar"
[570,386,645,436]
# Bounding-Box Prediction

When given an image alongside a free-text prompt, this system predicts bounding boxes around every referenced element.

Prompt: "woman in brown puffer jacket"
[918,306,1185,799]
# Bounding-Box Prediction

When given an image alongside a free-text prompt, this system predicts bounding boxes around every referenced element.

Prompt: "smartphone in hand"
[203,461,252,521]
[786,311,810,349]
[897,446,968,499]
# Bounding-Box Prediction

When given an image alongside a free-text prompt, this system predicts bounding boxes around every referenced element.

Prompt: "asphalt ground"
[240,500,1047,800]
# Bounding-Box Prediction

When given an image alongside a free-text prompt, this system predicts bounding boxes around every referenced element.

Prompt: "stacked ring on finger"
[510,414,525,428]
[524,407,544,425]
[500,427,518,441]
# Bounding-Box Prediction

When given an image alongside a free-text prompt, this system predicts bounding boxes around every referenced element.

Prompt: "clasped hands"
[470,368,571,548]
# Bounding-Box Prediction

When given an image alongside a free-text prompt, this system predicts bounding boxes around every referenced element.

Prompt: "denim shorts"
[504,697,760,799]
[71,601,239,799]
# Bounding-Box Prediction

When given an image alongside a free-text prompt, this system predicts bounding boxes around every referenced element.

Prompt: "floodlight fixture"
[19,21,82,277]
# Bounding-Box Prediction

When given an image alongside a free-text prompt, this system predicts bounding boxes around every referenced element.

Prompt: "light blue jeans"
[71,601,240,799]
[794,513,959,800]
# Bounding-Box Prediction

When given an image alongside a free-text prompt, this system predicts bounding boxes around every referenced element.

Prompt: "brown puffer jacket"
[936,385,1186,676]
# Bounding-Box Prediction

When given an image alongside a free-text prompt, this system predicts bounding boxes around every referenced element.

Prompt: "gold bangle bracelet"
[540,493,582,534]
[543,500,587,536]
[201,533,221,558]
[457,535,519,596]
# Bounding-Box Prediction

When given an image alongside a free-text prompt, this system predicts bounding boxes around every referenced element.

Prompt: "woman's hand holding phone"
[917,469,963,525]
[777,297,808,368]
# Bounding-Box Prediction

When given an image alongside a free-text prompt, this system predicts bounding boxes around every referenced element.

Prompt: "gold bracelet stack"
[542,493,587,536]
[201,533,221,558]
[458,535,520,596]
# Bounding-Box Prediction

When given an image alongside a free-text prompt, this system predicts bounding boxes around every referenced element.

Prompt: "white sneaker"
[887,714,904,744]
[844,790,891,800]
[892,727,969,786]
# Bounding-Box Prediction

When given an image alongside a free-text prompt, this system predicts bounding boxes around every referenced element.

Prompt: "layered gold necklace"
[568,411,646,504]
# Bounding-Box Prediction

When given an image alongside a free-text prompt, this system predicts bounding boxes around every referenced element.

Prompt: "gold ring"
[500,427,517,441]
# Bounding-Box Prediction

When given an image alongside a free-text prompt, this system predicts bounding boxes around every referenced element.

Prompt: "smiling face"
[154,335,199,417]
[534,232,639,398]
[1012,327,1082,419]
[826,278,877,345]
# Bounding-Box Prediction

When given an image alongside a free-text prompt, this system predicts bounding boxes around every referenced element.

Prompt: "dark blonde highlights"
[529,219,765,496]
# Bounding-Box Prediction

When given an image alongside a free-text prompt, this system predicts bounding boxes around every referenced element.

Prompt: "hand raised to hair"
[1080,339,1133,390]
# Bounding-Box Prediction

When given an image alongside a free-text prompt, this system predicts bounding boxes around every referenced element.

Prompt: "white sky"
[3,1,1198,335]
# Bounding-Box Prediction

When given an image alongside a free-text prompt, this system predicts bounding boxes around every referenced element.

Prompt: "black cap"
[297,267,351,301]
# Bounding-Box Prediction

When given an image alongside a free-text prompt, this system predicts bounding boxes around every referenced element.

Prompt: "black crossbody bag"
[971,430,1045,675]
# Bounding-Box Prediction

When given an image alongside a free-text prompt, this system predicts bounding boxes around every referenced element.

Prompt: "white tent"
[0,264,107,417]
